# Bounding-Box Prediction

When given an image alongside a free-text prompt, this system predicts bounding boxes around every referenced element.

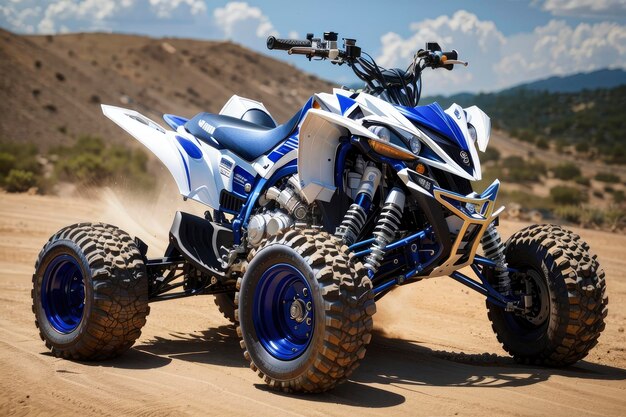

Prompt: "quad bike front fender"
[297,109,379,203]
[101,105,223,209]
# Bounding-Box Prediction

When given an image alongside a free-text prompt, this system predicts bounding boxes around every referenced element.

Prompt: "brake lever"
[288,47,316,55]
[443,59,468,67]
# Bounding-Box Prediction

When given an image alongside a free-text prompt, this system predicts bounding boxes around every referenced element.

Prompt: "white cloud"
[538,0,626,18]
[378,11,505,95]
[0,2,42,33]
[148,0,206,19]
[0,0,209,34]
[496,19,626,87]
[38,0,126,33]
[377,10,626,95]
[213,2,278,47]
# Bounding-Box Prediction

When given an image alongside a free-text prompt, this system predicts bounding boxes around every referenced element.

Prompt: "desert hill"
[0,29,333,148]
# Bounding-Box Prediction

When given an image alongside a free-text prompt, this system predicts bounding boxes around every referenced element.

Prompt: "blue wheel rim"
[253,263,314,360]
[41,255,85,334]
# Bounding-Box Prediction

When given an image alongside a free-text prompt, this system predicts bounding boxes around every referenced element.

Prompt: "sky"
[1,0,625,96]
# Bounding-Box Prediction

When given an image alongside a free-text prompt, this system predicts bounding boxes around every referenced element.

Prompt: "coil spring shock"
[336,204,367,245]
[481,222,510,295]
[363,188,405,273]
[336,166,381,245]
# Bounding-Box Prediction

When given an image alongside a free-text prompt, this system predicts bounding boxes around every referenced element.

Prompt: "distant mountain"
[507,68,626,94]
[421,82,626,165]
[0,29,333,148]
[423,68,626,104]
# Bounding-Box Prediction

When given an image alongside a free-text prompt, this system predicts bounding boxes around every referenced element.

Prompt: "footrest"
[168,211,233,277]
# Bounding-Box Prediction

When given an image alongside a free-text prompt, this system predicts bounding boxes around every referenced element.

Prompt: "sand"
[1,189,624,416]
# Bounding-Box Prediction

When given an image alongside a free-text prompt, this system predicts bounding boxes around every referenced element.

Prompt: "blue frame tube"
[334,141,353,193]
[352,229,429,258]
[473,254,519,273]
[372,255,517,308]
[449,268,511,308]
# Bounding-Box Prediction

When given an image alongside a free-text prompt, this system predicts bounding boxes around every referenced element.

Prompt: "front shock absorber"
[481,222,510,295]
[363,188,405,273]
[335,166,381,245]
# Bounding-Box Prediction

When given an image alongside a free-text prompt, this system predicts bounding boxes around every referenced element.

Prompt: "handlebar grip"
[267,36,312,51]
[442,50,458,61]
[442,50,458,70]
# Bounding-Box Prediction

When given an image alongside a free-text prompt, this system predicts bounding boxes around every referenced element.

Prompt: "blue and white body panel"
[102,105,224,208]
[308,90,491,184]
[102,97,309,213]
[104,90,492,237]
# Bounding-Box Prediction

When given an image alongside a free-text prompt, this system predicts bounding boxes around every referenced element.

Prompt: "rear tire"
[236,229,376,393]
[32,223,149,360]
[487,224,608,366]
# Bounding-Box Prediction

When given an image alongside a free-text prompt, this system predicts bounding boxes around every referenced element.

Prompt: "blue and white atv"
[32,33,607,393]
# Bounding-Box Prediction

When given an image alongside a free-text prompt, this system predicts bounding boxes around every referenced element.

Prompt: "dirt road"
[1,190,625,416]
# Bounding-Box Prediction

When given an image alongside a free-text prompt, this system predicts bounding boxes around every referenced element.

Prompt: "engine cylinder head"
[247,211,293,246]
[264,175,308,220]
[266,212,293,236]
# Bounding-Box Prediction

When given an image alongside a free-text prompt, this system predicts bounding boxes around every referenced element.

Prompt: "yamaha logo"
[460,151,470,165]
[198,119,216,135]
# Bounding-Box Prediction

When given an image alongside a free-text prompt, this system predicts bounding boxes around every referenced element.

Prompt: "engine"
[247,175,309,247]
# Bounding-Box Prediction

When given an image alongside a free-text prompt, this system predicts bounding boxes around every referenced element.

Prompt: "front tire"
[213,292,236,323]
[487,224,608,366]
[236,230,376,393]
[32,223,149,360]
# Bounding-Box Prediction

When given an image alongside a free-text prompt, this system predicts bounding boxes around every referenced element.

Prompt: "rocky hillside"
[0,29,333,148]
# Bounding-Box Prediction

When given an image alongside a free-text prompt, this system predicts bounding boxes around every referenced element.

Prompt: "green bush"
[554,205,582,223]
[498,190,553,212]
[0,152,16,176]
[482,147,501,163]
[554,205,623,228]
[0,142,41,175]
[53,135,153,189]
[550,185,587,205]
[502,156,546,183]
[552,163,581,180]
[594,172,620,183]
[535,137,549,150]
[4,169,36,192]
[613,190,625,204]
[575,142,589,153]
[574,176,590,186]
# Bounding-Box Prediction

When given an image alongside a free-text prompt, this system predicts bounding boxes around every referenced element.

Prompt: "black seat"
[185,110,302,161]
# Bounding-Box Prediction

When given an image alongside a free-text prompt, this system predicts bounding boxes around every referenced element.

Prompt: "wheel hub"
[41,255,85,334]
[513,269,550,326]
[253,263,315,360]
[290,299,306,323]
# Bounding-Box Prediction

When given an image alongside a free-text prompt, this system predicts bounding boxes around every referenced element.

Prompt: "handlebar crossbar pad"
[267,36,312,50]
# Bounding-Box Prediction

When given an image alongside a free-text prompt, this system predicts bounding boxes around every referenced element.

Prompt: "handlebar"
[265,32,467,106]
[418,49,466,70]
[266,36,311,51]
